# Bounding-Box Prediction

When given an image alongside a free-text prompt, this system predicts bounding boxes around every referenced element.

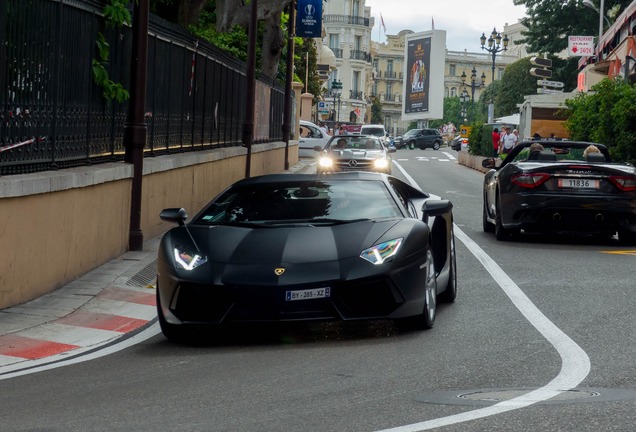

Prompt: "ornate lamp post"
[331,79,342,122]
[480,28,509,123]
[460,67,485,123]
[459,89,469,123]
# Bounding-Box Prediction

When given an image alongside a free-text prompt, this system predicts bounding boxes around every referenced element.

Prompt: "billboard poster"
[402,30,446,121]
[405,37,431,114]
[296,0,322,38]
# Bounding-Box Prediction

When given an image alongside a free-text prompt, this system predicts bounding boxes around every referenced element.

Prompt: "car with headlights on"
[482,140,636,243]
[157,172,457,341]
[315,134,396,175]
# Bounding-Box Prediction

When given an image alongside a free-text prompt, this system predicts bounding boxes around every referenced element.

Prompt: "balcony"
[330,47,343,59]
[381,71,402,80]
[349,90,364,100]
[383,94,401,103]
[323,14,371,27]
[350,50,371,62]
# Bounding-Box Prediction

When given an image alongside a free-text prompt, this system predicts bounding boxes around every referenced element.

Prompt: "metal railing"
[350,50,371,62]
[1,0,286,175]
[323,14,370,27]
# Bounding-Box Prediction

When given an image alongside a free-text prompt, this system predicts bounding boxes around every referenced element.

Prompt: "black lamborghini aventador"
[157,172,457,341]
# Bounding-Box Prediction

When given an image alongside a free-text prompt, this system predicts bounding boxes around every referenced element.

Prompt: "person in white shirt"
[501,126,517,154]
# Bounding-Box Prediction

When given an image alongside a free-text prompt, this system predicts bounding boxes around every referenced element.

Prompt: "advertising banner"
[402,30,446,121]
[296,0,322,38]
[405,36,431,114]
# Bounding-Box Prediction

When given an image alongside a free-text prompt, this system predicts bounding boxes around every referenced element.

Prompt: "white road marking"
[383,161,591,431]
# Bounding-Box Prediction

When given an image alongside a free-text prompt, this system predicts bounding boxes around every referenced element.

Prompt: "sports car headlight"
[360,238,403,265]
[373,158,389,169]
[319,156,334,168]
[173,247,208,270]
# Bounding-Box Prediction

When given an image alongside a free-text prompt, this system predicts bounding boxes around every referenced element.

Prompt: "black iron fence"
[0,0,286,175]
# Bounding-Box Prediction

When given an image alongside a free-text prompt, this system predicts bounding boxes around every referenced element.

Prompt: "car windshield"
[404,130,419,137]
[194,180,402,224]
[508,142,610,163]
[327,136,383,151]
[361,127,385,137]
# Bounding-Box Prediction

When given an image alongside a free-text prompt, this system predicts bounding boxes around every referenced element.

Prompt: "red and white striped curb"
[0,285,156,368]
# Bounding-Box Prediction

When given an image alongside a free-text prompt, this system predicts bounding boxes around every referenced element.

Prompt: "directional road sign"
[530,67,552,78]
[537,79,564,88]
[530,56,553,68]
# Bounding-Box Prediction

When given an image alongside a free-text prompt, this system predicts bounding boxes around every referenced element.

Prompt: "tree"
[495,57,537,116]
[370,97,384,124]
[564,78,636,164]
[512,0,632,55]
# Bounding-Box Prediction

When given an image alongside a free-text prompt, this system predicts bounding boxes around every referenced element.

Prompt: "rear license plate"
[286,287,330,301]
[558,179,599,189]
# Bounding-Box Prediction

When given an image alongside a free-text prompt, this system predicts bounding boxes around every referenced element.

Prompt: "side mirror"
[160,208,188,226]
[313,145,324,152]
[421,199,453,219]
[482,158,496,169]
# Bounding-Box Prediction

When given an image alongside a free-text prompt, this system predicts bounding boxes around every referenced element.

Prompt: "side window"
[387,179,415,218]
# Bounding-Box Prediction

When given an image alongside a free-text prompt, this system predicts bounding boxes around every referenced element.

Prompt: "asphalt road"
[2,148,635,432]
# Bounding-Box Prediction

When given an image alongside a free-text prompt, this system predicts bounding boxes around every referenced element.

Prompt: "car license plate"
[558,179,599,189]
[286,287,330,301]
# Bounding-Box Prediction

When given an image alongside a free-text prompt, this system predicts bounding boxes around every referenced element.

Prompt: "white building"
[321,0,374,124]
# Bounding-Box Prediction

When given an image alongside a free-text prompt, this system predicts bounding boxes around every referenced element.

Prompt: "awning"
[494,113,520,125]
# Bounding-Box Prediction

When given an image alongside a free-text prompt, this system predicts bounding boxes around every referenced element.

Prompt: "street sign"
[530,67,552,78]
[317,101,329,114]
[568,36,595,57]
[537,79,564,88]
[530,56,552,68]
[537,88,563,94]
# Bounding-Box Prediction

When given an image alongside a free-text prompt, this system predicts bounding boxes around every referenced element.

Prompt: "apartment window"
[352,0,360,16]
[449,64,456,76]
[329,34,339,49]
[386,82,393,95]
[450,87,457,97]
[353,71,360,93]
[387,59,394,74]
[355,35,362,51]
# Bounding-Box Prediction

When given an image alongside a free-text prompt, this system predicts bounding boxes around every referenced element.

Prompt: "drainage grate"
[126,260,158,288]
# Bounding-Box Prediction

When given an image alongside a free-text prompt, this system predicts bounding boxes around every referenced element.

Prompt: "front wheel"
[438,229,457,303]
[433,141,441,150]
[397,246,437,330]
[483,200,495,233]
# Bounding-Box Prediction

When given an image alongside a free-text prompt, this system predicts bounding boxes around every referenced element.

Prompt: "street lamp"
[331,79,342,122]
[480,27,509,123]
[583,0,609,52]
[460,67,486,101]
[459,89,469,123]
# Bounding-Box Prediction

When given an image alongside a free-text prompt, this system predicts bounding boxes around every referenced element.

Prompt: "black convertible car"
[157,172,456,341]
[482,140,636,243]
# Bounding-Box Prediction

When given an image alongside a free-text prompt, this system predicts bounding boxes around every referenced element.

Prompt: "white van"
[298,120,330,158]
[360,124,390,146]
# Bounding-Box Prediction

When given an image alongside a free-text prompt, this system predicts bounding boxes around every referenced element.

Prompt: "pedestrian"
[501,126,517,154]
[491,127,500,157]
[498,127,507,155]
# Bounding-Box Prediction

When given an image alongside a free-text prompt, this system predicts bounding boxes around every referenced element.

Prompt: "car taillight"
[511,172,551,188]
[608,175,636,192]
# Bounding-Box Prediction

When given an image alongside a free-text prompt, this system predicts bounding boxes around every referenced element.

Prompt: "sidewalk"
[0,159,315,374]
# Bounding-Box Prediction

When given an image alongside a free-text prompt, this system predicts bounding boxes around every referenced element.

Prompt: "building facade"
[320,0,374,125]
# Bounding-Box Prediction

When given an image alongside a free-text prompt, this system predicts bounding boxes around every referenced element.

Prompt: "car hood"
[161,219,406,285]
[328,149,386,159]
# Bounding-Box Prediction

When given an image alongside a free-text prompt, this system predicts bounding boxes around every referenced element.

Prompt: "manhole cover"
[414,387,636,406]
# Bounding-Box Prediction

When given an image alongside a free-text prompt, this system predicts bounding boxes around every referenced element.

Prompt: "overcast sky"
[363,0,528,52]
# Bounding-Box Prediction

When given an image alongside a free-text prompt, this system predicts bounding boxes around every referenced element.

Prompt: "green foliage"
[370,97,384,124]
[294,37,323,100]
[512,0,632,54]
[565,78,636,164]
[93,0,134,102]
[496,57,537,116]
[468,122,490,156]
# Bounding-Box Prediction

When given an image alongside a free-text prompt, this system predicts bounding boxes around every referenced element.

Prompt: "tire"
[408,140,415,150]
[397,246,437,330]
[494,195,510,241]
[618,229,636,245]
[483,199,495,233]
[433,141,441,150]
[438,228,457,303]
